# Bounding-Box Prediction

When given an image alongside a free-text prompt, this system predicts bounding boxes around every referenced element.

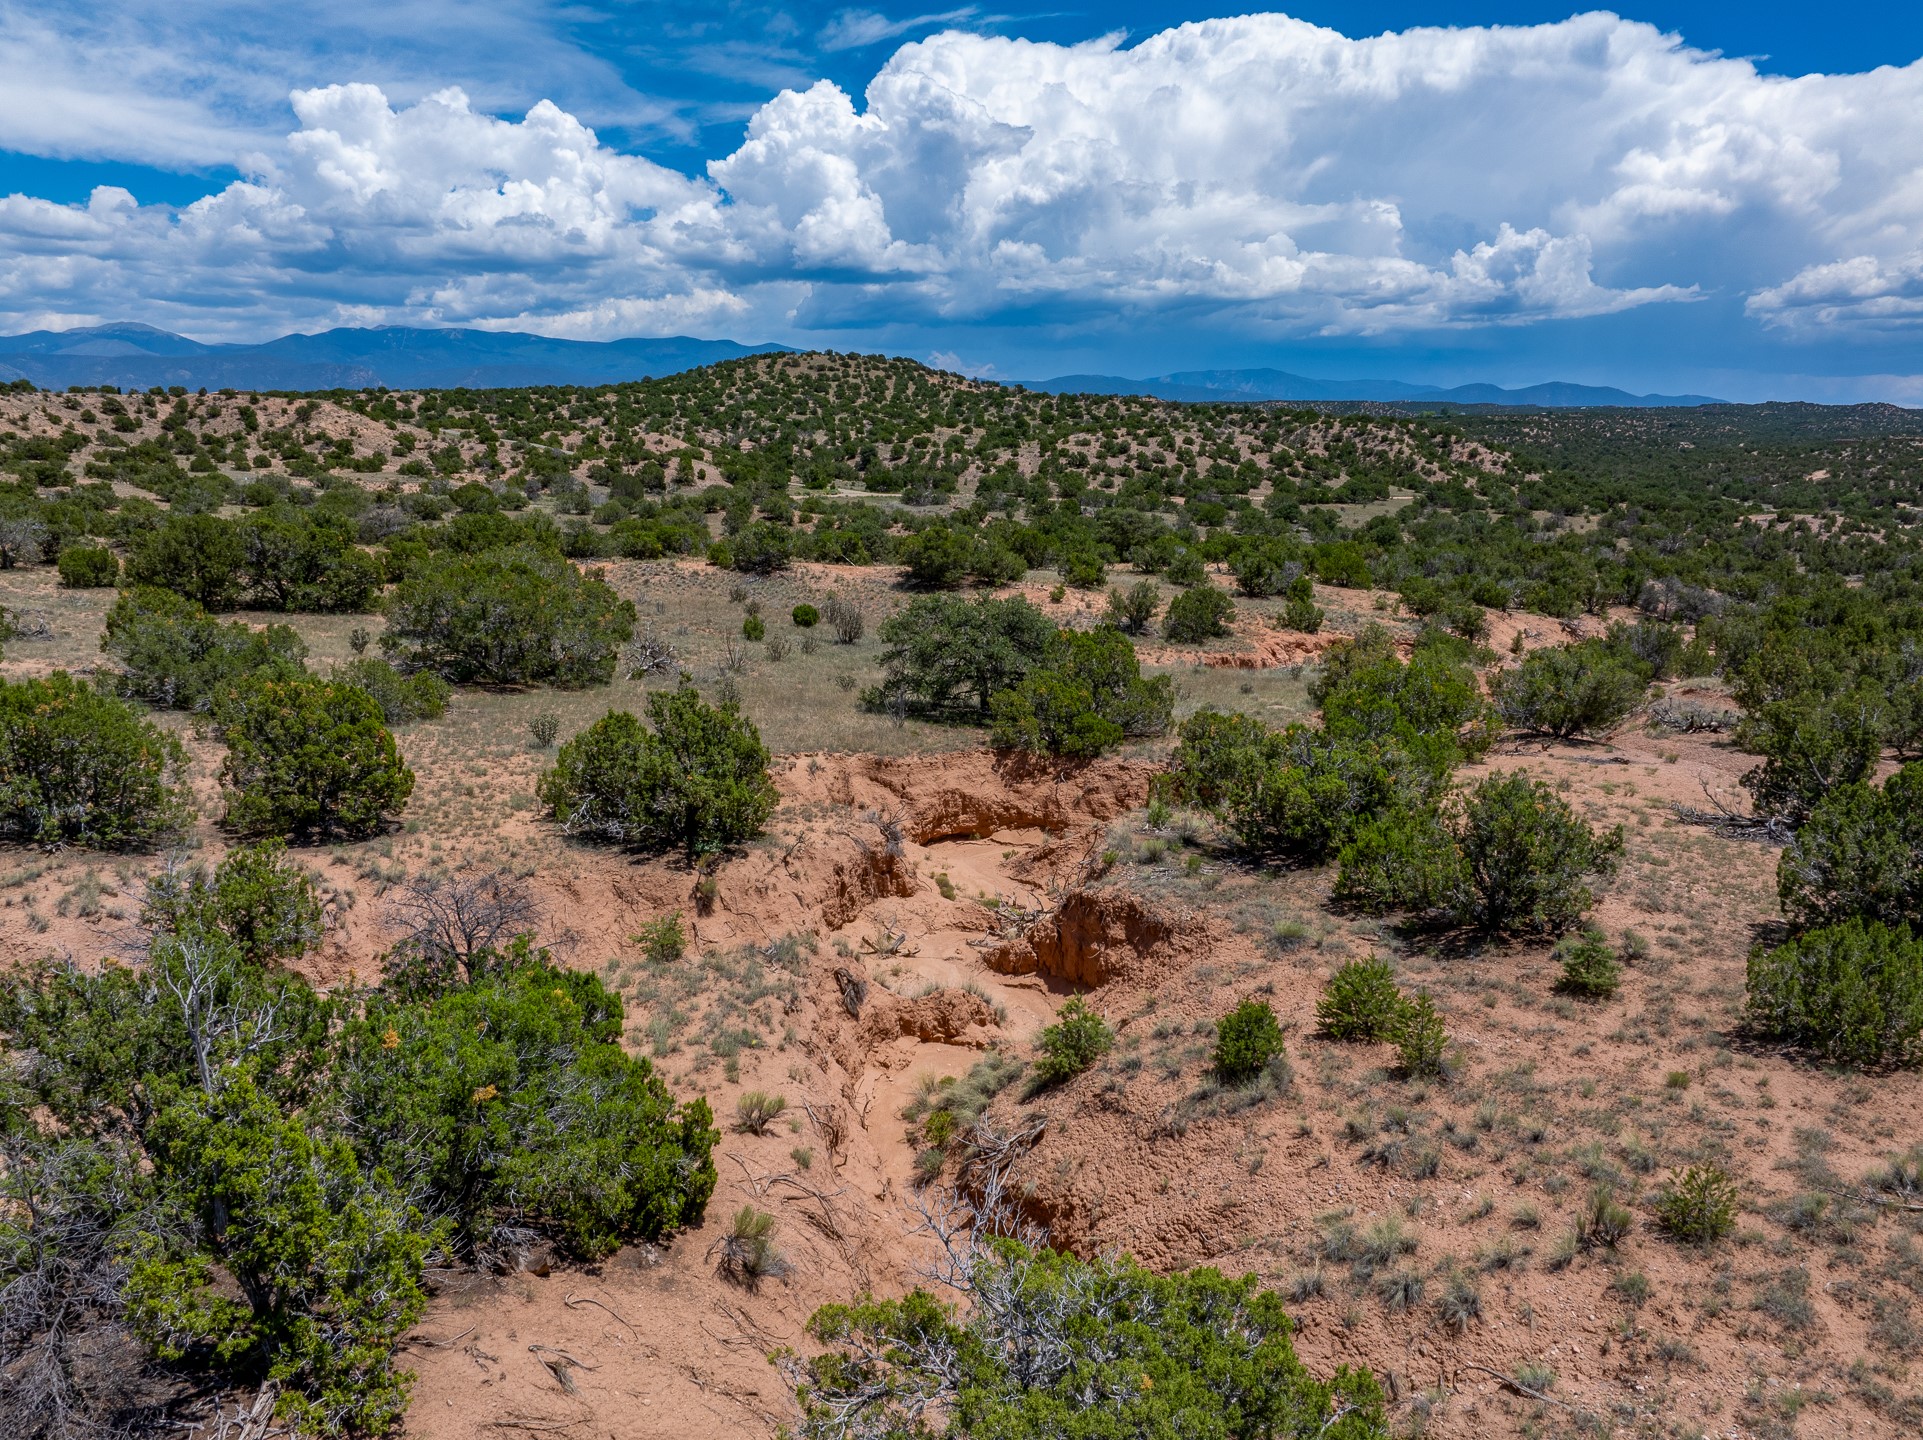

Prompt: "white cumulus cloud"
[1,10,1921,348]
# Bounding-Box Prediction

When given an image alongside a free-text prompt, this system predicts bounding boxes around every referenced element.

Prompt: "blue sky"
[1,1,1920,399]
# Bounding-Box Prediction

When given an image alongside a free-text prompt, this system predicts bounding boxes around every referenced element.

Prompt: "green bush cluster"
[0,903,715,1436]
[1163,583,1235,642]
[382,545,635,687]
[1213,999,1286,1084]
[0,672,191,849]
[988,626,1174,757]
[333,656,451,724]
[56,543,119,587]
[1553,929,1624,999]
[538,681,778,859]
[1654,1163,1739,1245]
[102,586,308,711]
[796,1243,1388,1440]
[1336,771,1623,935]
[1314,958,1407,1041]
[125,510,381,613]
[1492,640,1649,740]
[1034,997,1114,1083]
[1746,918,1923,1068]
[213,674,414,841]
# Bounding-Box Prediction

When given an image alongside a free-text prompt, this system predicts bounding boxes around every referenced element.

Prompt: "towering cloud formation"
[1,12,1920,346]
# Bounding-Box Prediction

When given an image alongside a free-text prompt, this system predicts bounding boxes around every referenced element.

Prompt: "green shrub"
[124,512,247,609]
[867,594,1055,718]
[236,511,383,612]
[102,586,308,711]
[214,675,415,841]
[381,545,635,687]
[728,522,792,575]
[1163,584,1235,642]
[1159,708,1271,809]
[635,911,687,963]
[56,544,119,588]
[1315,958,1409,1042]
[0,921,715,1435]
[1554,929,1623,999]
[1738,690,1883,828]
[0,673,190,849]
[339,952,718,1262]
[1314,623,1497,759]
[1394,992,1450,1080]
[791,603,819,628]
[1454,771,1624,933]
[1282,592,1324,634]
[1746,918,1923,1068]
[1655,1163,1739,1244]
[795,1244,1387,1440]
[1332,808,1464,915]
[988,626,1173,757]
[1034,997,1113,1083]
[538,681,778,859]
[1493,642,1648,739]
[1104,580,1160,635]
[1214,999,1286,1084]
[1777,763,1923,931]
[333,656,450,724]
[1215,723,1445,864]
[743,614,766,641]
[141,840,324,964]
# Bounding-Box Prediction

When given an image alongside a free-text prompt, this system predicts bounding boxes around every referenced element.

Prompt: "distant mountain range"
[0,323,784,391]
[1025,367,1726,408]
[0,323,1726,406]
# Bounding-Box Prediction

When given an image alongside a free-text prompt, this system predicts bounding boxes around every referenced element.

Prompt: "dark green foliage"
[381,545,635,687]
[1282,591,1324,633]
[1746,919,1923,1068]
[867,594,1055,718]
[236,510,383,612]
[55,543,118,587]
[1034,996,1113,1083]
[1214,724,1444,864]
[214,675,414,841]
[1314,623,1497,759]
[791,603,819,628]
[1331,807,1464,915]
[743,614,766,641]
[1104,579,1160,634]
[1214,999,1286,1084]
[1739,690,1885,827]
[141,840,325,965]
[537,681,777,858]
[0,672,191,849]
[128,1072,435,1435]
[124,513,247,609]
[794,1241,1388,1440]
[0,908,715,1435]
[338,953,718,1261]
[1163,583,1235,642]
[1454,771,1624,933]
[1655,1164,1739,1244]
[333,656,451,724]
[1553,929,1624,999]
[101,586,308,711]
[1160,708,1272,809]
[1393,992,1450,1079]
[1314,958,1408,1042]
[1493,642,1648,739]
[1780,763,1923,933]
[728,521,792,574]
[987,626,1173,757]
